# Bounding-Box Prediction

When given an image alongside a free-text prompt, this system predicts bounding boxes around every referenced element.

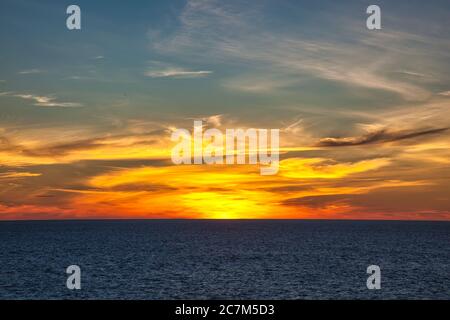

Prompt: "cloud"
[0,128,170,166]
[0,92,83,107]
[145,68,212,78]
[14,94,82,107]
[64,76,88,80]
[279,158,391,179]
[283,118,303,133]
[283,194,352,209]
[282,179,431,209]
[18,69,44,75]
[222,75,297,93]
[186,114,224,128]
[148,0,450,101]
[1,121,447,219]
[204,114,223,127]
[0,172,41,179]
[317,127,449,147]
[60,154,433,220]
[396,70,432,79]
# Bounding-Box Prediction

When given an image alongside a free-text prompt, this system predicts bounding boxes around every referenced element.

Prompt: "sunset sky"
[0,0,450,220]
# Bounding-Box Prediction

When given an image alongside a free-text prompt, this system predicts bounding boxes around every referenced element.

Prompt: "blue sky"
[1,0,449,126]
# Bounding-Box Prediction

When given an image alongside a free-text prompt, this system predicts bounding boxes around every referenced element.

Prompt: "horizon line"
[1,218,449,223]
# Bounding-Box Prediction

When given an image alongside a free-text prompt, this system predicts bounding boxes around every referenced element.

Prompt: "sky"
[0,0,450,220]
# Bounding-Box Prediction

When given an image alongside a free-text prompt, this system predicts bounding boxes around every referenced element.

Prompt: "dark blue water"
[0,220,449,299]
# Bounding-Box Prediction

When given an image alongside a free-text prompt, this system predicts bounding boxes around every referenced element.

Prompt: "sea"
[0,220,449,299]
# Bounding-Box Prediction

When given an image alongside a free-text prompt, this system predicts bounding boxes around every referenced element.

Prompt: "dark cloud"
[0,130,164,157]
[0,158,174,208]
[265,185,315,193]
[110,183,177,192]
[283,194,351,208]
[284,182,450,213]
[0,136,102,157]
[317,127,449,147]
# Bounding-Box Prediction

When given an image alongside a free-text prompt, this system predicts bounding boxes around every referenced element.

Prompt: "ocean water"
[0,220,449,299]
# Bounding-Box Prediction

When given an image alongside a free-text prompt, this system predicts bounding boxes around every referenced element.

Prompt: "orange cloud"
[54,155,432,220]
[1,119,448,220]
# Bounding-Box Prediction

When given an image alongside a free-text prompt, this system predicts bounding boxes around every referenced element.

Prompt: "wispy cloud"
[14,94,82,107]
[317,127,449,147]
[186,114,224,128]
[18,69,44,75]
[145,68,212,78]
[63,76,94,81]
[0,172,41,179]
[396,70,432,79]
[149,0,450,101]
[222,75,297,93]
[0,127,169,165]
[1,92,82,107]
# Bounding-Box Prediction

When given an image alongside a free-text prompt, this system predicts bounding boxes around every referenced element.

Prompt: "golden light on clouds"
[49,155,430,220]
[279,158,391,179]
[0,116,449,220]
